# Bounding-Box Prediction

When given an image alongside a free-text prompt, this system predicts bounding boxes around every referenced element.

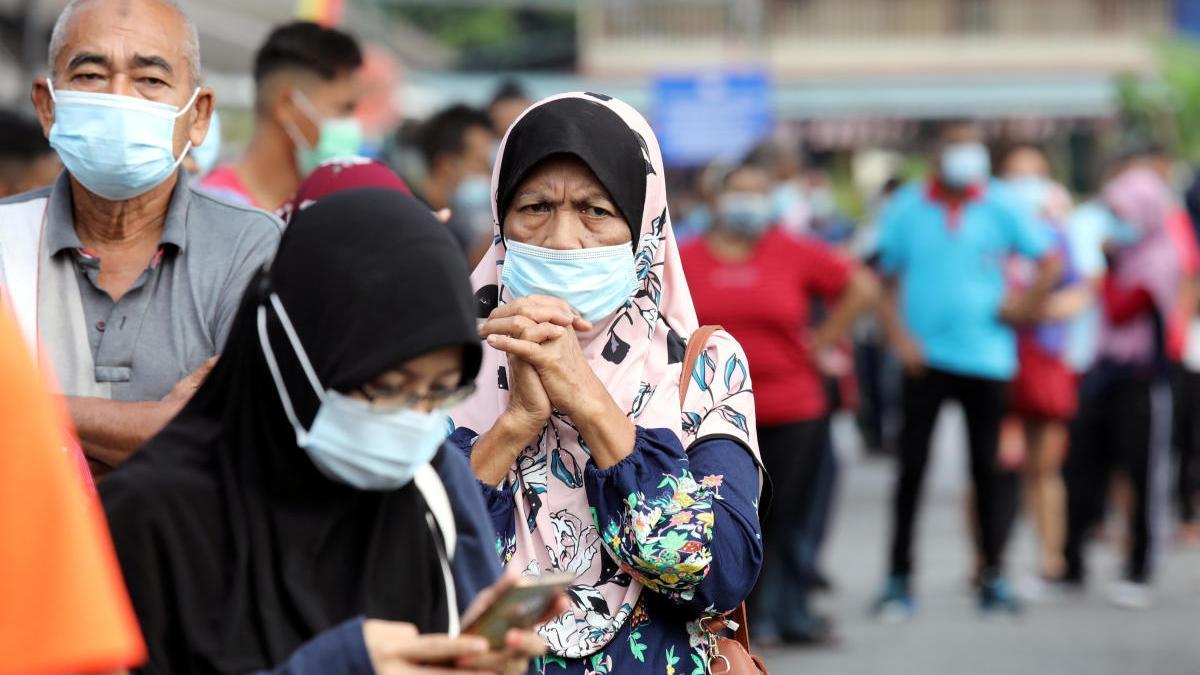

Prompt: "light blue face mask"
[450,174,495,241]
[500,239,639,323]
[807,187,838,221]
[1106,211,1144,248]
[48,81,199,201]
[257,293,448,491]
[940,142,991,189]
[770,182,804,223]
[287,90,364,177]
[1005,175,1050,216]
[717,192,773,237]
[188,108,221,176]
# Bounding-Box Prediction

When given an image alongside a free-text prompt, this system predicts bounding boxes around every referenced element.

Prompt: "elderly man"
[0,0,281,478]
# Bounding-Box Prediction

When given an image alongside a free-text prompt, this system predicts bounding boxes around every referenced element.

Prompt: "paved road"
[761,410,1200,675]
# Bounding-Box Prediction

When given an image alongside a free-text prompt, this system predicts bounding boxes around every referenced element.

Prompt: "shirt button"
[96,321,106,332]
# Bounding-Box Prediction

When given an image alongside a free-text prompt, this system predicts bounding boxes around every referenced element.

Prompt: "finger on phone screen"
[393,635,487,663]
[504,628,547,657]
[462,573,518,627]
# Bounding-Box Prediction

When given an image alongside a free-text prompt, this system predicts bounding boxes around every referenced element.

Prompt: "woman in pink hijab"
[449,93,764,673]
[1063,165,1181,609]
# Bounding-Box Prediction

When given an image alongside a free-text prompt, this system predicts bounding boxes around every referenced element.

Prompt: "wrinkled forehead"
[495,94,655,229]
[56,0,191,76]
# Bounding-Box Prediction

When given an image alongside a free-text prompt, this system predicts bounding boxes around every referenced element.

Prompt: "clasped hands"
[476,295,635,476]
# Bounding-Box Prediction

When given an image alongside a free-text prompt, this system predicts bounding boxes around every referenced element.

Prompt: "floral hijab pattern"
[449,93,760,658]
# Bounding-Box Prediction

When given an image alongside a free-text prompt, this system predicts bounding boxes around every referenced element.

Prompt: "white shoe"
[1107,580,1152,610]
[1017,576,1059,603]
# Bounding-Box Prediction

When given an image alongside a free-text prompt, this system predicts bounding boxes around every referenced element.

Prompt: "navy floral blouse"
[451,426,763,674]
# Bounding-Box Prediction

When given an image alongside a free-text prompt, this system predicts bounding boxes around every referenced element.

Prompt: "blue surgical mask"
[717,192,773,236]
[48,81,199,201]
[189,108,221,176]
[257,293,448,491]
[450,174,495,241]
[500,239,639,323]
[1106,212,1144,248]
[287,91,364,176]
[807,187,838,221]
[770,182,804,223]
[940,142,991,189]
[1005,175,1049,216]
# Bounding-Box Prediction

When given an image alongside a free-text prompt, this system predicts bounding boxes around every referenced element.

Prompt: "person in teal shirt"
[874,121,1061,619]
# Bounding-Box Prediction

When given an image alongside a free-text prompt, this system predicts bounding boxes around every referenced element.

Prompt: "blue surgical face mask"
[1004,175,1050,216]
[717,192,773,237]
[257,293,448,491]
[500,239,639,323]
[48,81,199,201]
[1106,211,1144,248]
[450,174,495,241]
[770,182,804,223]
[189,108,221,176]
[940,142,991,189]
[807,187,837,221]
[287,91,364,176]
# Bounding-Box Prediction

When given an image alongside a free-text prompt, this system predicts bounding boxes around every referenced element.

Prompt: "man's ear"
[187,87,215,148]
[31,78,55,138]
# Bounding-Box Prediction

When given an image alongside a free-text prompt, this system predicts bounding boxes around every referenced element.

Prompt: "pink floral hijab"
[450,93,761,657]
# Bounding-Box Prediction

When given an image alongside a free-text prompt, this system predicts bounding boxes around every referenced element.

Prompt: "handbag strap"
[679,325,757,656]
[679,325,722,404]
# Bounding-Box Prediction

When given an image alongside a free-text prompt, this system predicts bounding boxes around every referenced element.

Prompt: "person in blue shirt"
[873,121,1061,619]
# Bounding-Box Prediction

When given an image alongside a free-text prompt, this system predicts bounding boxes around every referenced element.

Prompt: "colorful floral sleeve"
[585,427,762,613]
[447,427,518,567]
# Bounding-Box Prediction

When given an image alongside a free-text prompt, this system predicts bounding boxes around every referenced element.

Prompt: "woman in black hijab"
[101,190,543,674]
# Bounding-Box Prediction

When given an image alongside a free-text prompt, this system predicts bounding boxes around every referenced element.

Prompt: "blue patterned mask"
[500,239,639,323]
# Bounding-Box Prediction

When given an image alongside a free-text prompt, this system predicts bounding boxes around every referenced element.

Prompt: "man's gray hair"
[48,0,202,84]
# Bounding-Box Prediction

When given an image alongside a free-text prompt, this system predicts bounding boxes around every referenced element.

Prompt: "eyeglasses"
[358,382,477,412]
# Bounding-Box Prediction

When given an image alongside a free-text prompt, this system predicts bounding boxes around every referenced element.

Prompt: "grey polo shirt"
[11,171,282,401]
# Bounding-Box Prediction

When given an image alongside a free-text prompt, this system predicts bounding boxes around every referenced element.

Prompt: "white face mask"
[257,293,449,491]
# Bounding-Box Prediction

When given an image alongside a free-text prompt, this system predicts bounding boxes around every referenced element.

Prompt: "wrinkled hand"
[481,296,593,429]
[162,356,218,404]
[362,620,489,674]
[485,323,606,422]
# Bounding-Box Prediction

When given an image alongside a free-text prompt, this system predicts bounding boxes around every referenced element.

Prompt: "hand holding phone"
[462,573,572,650]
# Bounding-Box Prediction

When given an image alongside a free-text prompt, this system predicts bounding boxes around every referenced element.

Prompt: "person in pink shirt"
[200,22,365,211]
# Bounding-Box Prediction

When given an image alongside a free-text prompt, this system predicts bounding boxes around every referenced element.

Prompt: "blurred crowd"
[2,2,1200,674]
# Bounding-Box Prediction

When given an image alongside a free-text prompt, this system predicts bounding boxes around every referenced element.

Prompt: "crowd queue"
[2,0,1199,673]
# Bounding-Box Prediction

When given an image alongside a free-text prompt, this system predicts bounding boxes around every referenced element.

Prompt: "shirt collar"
[45,169,191,257]
[926,179,986,205]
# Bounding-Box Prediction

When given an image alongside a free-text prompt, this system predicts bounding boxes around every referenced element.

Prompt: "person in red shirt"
[680,162,878,645]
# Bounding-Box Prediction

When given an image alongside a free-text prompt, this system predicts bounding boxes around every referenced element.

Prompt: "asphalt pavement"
[761,408,1200,675]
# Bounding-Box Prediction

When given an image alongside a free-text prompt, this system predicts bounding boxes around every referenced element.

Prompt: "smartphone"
[463,573,572,649]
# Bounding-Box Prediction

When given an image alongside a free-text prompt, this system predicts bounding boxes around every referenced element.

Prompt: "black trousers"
[889,368,1009,577]
[1065,366,1171,583]
[750,418,828,634]
[1174,368,1200,524]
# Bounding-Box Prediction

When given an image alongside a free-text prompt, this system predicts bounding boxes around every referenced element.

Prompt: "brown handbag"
[680,326,770,675]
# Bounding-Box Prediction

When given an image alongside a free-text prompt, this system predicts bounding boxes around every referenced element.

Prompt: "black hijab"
[495,96,648,242]
[101,189,481,674]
